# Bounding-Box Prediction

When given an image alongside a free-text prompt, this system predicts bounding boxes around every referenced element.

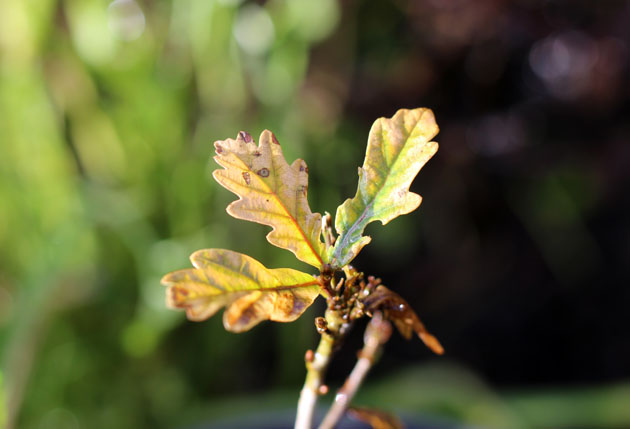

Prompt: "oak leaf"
[331,108,439,267]
[213,131,327,269]
[161,249,321,332]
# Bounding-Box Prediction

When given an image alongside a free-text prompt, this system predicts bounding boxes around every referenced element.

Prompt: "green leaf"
[330,108,439,267]
[213,130,328,269]
[161,249,321,332]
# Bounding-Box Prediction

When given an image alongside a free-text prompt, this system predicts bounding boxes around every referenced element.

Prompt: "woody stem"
[295,308,349,429]
[318,312,392,429]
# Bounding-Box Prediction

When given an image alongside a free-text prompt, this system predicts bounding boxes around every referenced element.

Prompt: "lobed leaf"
[161,249,321,332]
[361,286,444,355]
[213,131,327,269]
[330,108,439,267]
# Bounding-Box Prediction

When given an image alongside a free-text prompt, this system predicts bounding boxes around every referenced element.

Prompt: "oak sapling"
[161,108,443,429]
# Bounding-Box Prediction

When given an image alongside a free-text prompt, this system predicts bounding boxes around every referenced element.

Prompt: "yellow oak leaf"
[161,249,321,332]
[213,131,327,269]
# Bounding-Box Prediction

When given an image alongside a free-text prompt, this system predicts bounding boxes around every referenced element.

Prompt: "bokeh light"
[107,0,146,42]
[234,3,275,56]
[529,31,599,99]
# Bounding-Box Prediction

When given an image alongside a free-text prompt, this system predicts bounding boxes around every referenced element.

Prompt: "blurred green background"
[1,0,629,428]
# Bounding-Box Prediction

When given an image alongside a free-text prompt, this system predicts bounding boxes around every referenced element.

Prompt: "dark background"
[1,0,629,428]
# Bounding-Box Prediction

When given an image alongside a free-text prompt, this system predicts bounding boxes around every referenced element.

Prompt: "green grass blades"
[213,131,328,269]
[161,249,321,332]
[330,108,439,267]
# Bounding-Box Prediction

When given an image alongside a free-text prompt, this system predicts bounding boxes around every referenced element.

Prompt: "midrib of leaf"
[333,200,373,261]
[332,119,419,264]
[228,156,325,268]
[269,280,320,291]
[202,258,320,292]
[211,279,321,293]
[268,193,324,268]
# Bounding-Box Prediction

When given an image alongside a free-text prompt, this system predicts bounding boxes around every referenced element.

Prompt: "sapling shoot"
[162,108,444,429]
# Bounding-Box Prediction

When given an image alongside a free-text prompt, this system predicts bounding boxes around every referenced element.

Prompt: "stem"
[295,331,334,429]
[295,309,349,429]
[318,312,392,429]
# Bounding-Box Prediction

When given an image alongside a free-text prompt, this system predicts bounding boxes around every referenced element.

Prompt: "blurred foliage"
[1,0,629,428]
[0,1,346,427]
[0,372,5,428]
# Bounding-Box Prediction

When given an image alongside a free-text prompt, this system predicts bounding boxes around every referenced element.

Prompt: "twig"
[295,309,349,429]
[318,312,392,429]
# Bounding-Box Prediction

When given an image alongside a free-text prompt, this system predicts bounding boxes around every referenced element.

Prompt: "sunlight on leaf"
[213,131,328,269]
[331,108,439,267]
[161,249,321,332]
[362,286,444,355]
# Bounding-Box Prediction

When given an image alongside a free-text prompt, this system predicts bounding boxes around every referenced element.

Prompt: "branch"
[295,308,350,429]
[318,312,392,429]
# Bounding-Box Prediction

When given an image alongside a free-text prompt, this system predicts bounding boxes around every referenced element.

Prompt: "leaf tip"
[419,331,445,355]
[159,272,172,287]
[238,131,253,143]
[211,168,220,182]
[291,158,309,174]
[258,129,280,145]
[161,274,193,313]
[214,141,224,154]
[427,140,439,156]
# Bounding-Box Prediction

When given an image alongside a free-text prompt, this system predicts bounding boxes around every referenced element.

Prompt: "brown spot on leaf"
[301,185,308,196]
[177,288,189,296]
[162,249,320,332]
[170,286,189,305]
[254,151,261,157]
[271,133,280,145]
[242,171,251,185]
[257,168,270,177]
[215,144,223,154]
[238,131,253,143]
[275,292,295,315]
